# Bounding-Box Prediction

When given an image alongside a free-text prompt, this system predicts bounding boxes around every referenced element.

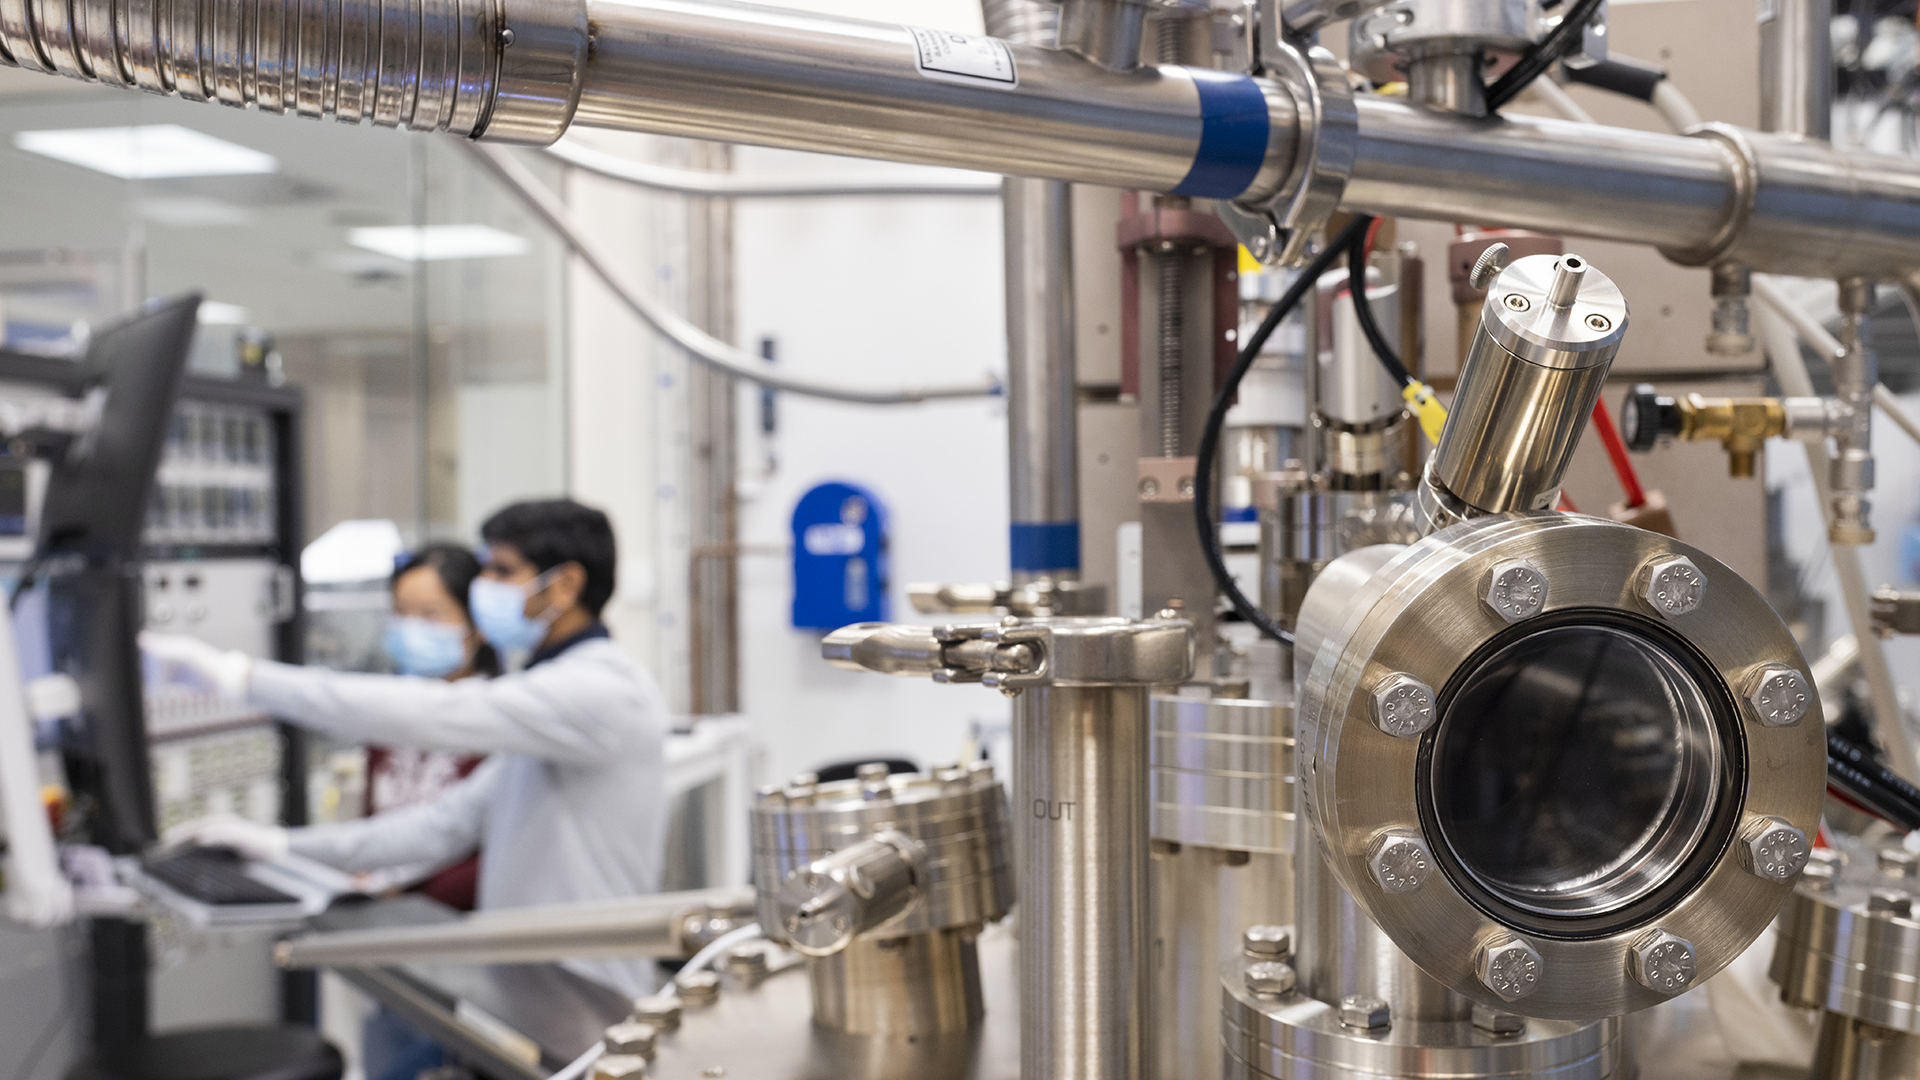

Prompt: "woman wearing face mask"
[370,543,498,910]
[147,499,668,1000]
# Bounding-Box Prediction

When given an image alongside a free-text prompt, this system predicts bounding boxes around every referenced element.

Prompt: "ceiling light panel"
[13,125,279,179]
[346,225,531,262]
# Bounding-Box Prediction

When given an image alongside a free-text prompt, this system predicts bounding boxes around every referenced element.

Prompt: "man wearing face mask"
[145,499,668,996]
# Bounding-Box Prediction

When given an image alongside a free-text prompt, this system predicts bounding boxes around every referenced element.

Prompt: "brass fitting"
[1621,384,1824,479]
[1675,395,1785,478]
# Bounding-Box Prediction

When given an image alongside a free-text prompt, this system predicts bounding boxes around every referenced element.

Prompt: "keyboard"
[144,846,299,906]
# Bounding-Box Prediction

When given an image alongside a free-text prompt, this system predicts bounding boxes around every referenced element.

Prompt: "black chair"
[68,1026,343,1080]
[813,757,919,784]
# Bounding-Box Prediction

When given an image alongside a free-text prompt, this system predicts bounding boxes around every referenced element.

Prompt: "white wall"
[731,144,1012,781]
[561,0,1015,778]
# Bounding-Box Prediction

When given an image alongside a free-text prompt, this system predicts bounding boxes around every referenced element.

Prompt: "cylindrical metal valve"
[773,831,921,956]
[1431,253,1629,514]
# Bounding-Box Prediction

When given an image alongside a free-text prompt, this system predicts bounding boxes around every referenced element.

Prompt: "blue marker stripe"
[1171,69,1271,199]
[1010,522,1081,573]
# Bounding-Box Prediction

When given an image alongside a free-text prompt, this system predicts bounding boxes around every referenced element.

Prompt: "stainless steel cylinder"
[1431,253,1627,514]
[1773,842,1920,1037]
[1147,692,1298,1080]
[1321,284,1406,430]
[1810,1010,1920,1080]
[1003,174,1083,583]
[1018,682,1151,1080]
[1759,0,1833,141]
[751,763,1013,1035]
[1221,974,1623,1080]
[807,925,987,1037]
[575,0,1299,199]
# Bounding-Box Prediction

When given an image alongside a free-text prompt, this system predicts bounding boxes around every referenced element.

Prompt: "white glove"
[139,632,252,700]
[163,814,290,862]
[4,854,75,928]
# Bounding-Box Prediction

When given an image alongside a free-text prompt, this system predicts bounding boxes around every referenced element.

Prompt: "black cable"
[1195,216,1370,647]
[1829,730,1920,832]
[1483,0,1608,112]
[1345,218,1415,389]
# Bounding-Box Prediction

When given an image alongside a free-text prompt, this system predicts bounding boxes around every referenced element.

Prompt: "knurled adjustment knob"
[1620,384,1681,452]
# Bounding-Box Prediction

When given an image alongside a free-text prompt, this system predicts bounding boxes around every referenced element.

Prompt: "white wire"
[464,143,1002,406]
[678,921,764,980]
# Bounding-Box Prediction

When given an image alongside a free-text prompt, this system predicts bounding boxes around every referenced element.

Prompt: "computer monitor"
[37,295,200,853]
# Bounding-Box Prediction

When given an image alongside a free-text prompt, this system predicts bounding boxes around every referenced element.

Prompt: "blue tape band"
[1010,522,1081,573]
[1171,70,1271,199]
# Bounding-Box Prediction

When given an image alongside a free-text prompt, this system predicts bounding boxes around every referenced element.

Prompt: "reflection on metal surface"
[647,924,1020,1080]
[1295,514,1823,1020]
[751,764,1012,1036]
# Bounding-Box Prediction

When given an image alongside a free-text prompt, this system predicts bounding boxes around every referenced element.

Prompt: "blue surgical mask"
[469,572,558,654]
[383,616,470,678]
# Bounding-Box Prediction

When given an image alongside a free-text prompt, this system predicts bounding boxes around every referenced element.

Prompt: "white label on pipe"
[907,27,1018,88]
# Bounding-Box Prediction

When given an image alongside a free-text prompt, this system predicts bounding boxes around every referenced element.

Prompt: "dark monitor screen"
[40,295,199,852]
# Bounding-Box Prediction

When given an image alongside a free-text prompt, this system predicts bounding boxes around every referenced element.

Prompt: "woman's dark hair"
[392,542,500,677]
[480,499,617,616]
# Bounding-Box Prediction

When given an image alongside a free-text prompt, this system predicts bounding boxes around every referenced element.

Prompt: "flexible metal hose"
[0,0,500,134]
[980,0,1056,46]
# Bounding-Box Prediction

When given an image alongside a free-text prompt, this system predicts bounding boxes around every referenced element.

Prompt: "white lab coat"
[249,635,669,996]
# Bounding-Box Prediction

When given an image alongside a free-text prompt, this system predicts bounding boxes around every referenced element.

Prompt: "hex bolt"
[1471,1003,1527,1037]
[1802,860,1837,886]
[1586,313,1612,332]
[754,784,786,805]
[1738,817,1811,881]
[631,995,683,1032]
[1746,665,1812,727]
[1483,559,1549,622]
[604,1022,659,1059]
[1503,293,1531,312]
[1369,673,1437,738]
[1640,555,1707,619]
[1477,937,1543,1002]
[1338,995,1391,1031]
[1628,930,1697,995]
[1878,848,1920,879]
[1245,961,1296,998]
[675,970,721,1007]
[592,1056,649,1080]
[724,946,770,984]
[1368,831,1433,894]
[1869,889,1914,918]
[1242,924,1292,959]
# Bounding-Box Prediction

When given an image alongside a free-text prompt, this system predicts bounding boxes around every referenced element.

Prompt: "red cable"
[1589,396,1647,508]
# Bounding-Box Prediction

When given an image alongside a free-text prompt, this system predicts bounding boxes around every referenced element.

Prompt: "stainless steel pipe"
[575,0,1298,199]
[989,1,1083,585]
[1759,0,1833,140]
[12,0,1920,276]
[1002,178,1083,582]
[1017,683,1152,1080]
[273,886,757,968]
[1345,96,1920,278]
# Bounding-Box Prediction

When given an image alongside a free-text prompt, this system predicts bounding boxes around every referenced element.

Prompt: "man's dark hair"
[480,499,617,617]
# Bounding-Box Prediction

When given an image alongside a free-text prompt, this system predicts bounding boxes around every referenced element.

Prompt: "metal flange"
[1294,513,1823,1020]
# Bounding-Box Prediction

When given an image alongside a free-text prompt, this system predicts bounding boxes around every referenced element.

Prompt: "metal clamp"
[1221,31,1356,267]
[1658,123,1758,268]
[927,621,1050,687]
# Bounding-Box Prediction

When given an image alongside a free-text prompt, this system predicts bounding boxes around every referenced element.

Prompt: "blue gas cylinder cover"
[791,481,888,630]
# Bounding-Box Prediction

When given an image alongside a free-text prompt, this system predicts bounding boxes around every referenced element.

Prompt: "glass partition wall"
[0,69,569,550]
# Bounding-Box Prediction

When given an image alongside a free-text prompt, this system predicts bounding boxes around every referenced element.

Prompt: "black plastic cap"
[1620,384,1681,451]
[1561,56,1668,102]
